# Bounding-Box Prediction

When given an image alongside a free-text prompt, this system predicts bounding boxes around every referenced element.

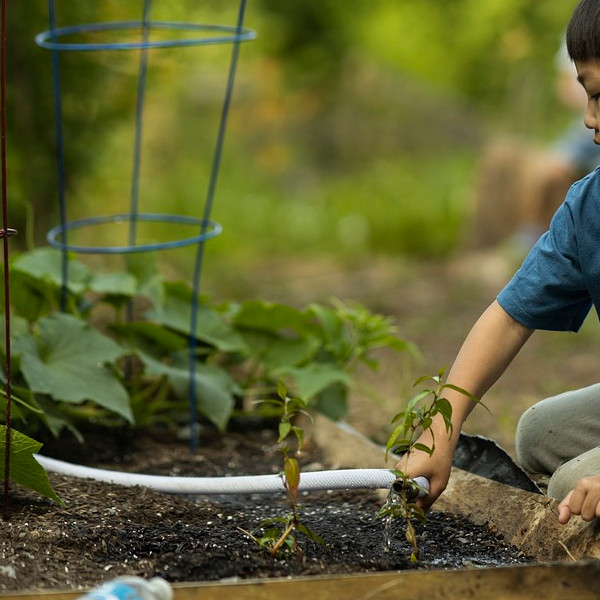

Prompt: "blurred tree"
[358,0,579,136]
[254,0,369,89]
[0,0,586,263]
[5,2,142,246]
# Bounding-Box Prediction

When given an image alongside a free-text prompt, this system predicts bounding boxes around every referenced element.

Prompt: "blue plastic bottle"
[77,576,173,600]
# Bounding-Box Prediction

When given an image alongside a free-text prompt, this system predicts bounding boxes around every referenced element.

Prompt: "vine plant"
[378,368,479,561]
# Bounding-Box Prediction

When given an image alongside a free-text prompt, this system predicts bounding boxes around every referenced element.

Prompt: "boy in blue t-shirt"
[400,0,600,525]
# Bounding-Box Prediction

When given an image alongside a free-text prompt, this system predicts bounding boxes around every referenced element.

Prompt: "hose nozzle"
[391,476,430,500]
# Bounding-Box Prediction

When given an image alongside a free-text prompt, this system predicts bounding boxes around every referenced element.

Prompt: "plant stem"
[270,521,295,556]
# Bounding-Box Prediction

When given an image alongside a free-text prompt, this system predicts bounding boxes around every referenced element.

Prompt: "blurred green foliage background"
[3,0,582,289]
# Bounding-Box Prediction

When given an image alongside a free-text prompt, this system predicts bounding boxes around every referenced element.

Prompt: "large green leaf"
[139,352,240,431]
[111,321,187,356]
[6,272,49,322]
[13,314,132,421]
[11,247,90,291]
[89,271,137,297]
[233,300,313,335]
[0,426,62,504]
[239,330,319,369]
[275,363,353,401]
[10,248,91,320]
[146,282,246,353]
[124,254,164,309]
[0,313,30,354]
[314,383,349,421]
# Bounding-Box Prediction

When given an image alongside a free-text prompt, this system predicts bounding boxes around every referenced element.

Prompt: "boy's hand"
[557,475,600,524]
[395,430,456,510]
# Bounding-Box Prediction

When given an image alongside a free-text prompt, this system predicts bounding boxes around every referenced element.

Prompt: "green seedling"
[378,368,480,561]
[243,449,324,557]
[377,469,427,561]
[243,382,324,558]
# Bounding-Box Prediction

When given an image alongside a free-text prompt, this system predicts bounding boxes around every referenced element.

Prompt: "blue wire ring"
[47,213,223,254]
[35,20,257,51]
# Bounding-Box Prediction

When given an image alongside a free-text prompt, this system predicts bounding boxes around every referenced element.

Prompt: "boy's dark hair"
[567,0,600,62]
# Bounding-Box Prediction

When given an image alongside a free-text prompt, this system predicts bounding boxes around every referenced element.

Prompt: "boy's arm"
[397,299,534,509]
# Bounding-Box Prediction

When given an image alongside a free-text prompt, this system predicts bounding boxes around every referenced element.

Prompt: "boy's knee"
[515,404,547,473]
[515,384,600,478]
[548,462,579,500]
[547,447,600,500]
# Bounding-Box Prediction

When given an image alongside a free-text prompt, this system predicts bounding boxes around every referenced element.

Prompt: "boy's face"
[575,59,600,145]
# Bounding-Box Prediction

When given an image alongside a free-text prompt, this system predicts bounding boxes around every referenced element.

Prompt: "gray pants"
[515,383,600,500]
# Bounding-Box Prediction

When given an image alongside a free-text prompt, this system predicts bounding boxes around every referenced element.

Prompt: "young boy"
[399,0,600,525]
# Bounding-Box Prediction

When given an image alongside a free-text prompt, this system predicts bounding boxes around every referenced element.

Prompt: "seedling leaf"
[284,456,300,500]
[434,397,453,431]
[277,380,287,399]
[412,374,436,387]
[405,390,431,411]
[412,442,434,455]
[297,523,325,545]
[278,421,292,444]
[291,425,304,451]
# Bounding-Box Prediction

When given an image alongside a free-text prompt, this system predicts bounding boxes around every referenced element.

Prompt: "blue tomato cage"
[37,0,255,449]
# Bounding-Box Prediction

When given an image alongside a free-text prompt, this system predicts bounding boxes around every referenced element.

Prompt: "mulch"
[0,424,530,593]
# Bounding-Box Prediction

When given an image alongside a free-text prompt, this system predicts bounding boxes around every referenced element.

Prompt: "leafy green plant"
[243,382,324,558]
[0,247,415,502]
[378,369,479,561]
[1,247,414,435]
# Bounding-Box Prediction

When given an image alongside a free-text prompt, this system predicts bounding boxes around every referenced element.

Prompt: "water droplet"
[381,487,401,553]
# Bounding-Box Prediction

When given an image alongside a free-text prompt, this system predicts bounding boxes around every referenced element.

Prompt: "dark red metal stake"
[1,0,13,521]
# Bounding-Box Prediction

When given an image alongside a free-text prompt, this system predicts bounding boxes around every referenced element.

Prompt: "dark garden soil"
[0,422,530,593]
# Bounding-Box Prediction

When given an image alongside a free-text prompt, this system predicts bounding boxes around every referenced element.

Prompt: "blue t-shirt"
[497,168,600,332]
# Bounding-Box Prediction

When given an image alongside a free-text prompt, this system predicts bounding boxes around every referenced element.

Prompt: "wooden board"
[3,562,600,600]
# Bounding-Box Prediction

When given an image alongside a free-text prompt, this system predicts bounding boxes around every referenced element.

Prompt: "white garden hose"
[34,454,429,497]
